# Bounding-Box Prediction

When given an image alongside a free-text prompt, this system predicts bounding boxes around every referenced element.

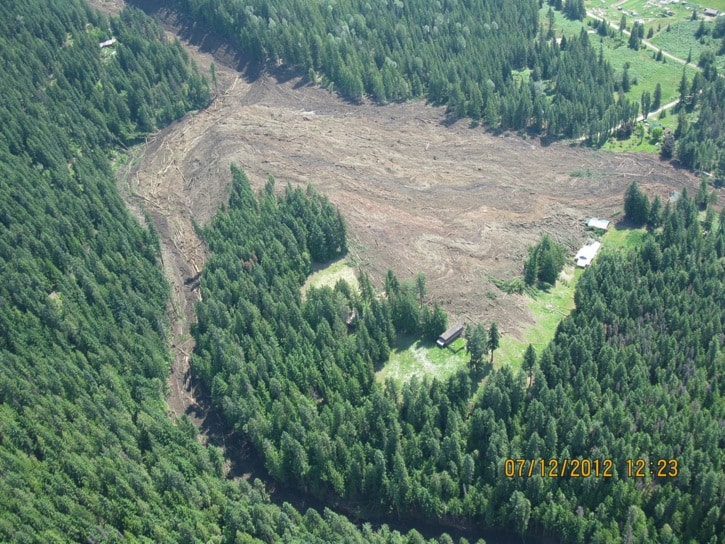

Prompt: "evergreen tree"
[640,91,651,119]
[624,181,650,225]
[522,344,537,385]
[661,133,675,159]
[524,248,539,286]
[653,82,662,111]
[488,322,500,364]
[467,324,488,369]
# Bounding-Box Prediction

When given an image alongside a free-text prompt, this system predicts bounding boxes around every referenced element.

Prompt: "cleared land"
[143,68,693,333]
[124,5,697,342]
[589,0,725,29]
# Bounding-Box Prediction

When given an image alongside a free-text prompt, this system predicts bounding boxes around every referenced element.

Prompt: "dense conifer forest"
[194,169,724,542]
[671,67,725,184]
[0,2,446,542]
[165,0,638,138]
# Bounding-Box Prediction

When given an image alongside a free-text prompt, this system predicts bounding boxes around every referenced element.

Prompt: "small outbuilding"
[99,38,117,48]
[703,8,719,17]
[437,323,464,348]
[586,218,610,231]
[575,241,601,268]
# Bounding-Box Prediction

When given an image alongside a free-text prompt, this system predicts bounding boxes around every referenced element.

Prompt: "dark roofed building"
[437,323,464,348]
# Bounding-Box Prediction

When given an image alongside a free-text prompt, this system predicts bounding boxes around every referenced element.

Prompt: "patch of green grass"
[599,36,695,104]
[493,267,582,371]
[301,257,358,298]
[649,20,725,71]
[601,224,647,250]
[592,0,725,47]
[376,335,469,383]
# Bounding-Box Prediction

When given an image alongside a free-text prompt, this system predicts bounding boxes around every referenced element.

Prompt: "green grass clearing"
[376,336,469,383]
[543,5,697,106]
[590,0,725,30]
[601,223,647,251]
[301,257,358,298]
[541,3,700,154]
[649,20,725,71]
[493,267,582,372]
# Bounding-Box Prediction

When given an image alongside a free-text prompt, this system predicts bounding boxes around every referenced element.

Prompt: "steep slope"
[0,2,437,542]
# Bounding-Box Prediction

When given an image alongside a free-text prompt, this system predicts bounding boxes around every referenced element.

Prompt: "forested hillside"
[671,66,725,184]
[0,2,443,542]
[164,0,638,138]
[193,166,724,542]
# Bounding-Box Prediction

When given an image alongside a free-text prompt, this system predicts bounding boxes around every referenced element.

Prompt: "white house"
[575,241,601,268]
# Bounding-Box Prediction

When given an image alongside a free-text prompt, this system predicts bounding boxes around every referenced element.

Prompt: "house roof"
[575,241,601,268]
[439,323,464,340]
[586,218,610,230]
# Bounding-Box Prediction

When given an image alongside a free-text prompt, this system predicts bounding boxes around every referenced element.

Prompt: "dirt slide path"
[117,63,247,433]
[102,1,696,434]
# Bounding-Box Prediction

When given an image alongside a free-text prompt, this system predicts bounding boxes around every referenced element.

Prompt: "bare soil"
[103,0,697,435]
[130,38,695,336]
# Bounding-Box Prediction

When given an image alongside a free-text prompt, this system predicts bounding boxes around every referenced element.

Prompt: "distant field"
[601,38,694,103]
[649,20,725,70]
[589,0,725,28]
[543,2,707,152]
[543,5,696,107]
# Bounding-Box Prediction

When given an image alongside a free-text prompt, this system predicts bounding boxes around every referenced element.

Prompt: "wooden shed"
[437,323,464,348]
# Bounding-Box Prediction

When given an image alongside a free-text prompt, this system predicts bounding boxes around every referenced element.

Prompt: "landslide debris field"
[117,6,696,413]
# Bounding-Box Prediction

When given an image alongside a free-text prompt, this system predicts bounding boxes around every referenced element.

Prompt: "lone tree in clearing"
[488,322,500,364]
[522,344,537,387]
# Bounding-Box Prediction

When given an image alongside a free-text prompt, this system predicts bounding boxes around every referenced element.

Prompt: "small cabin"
[703,8,719,17]
[437,323,464,348]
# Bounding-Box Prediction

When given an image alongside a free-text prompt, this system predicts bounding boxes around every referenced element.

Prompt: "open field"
[109,2,705,403]
[588,0,724,69]
[301,258,358,298]
[649,20,725,71]
[601,224,648,250]
[378,336,469,383]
